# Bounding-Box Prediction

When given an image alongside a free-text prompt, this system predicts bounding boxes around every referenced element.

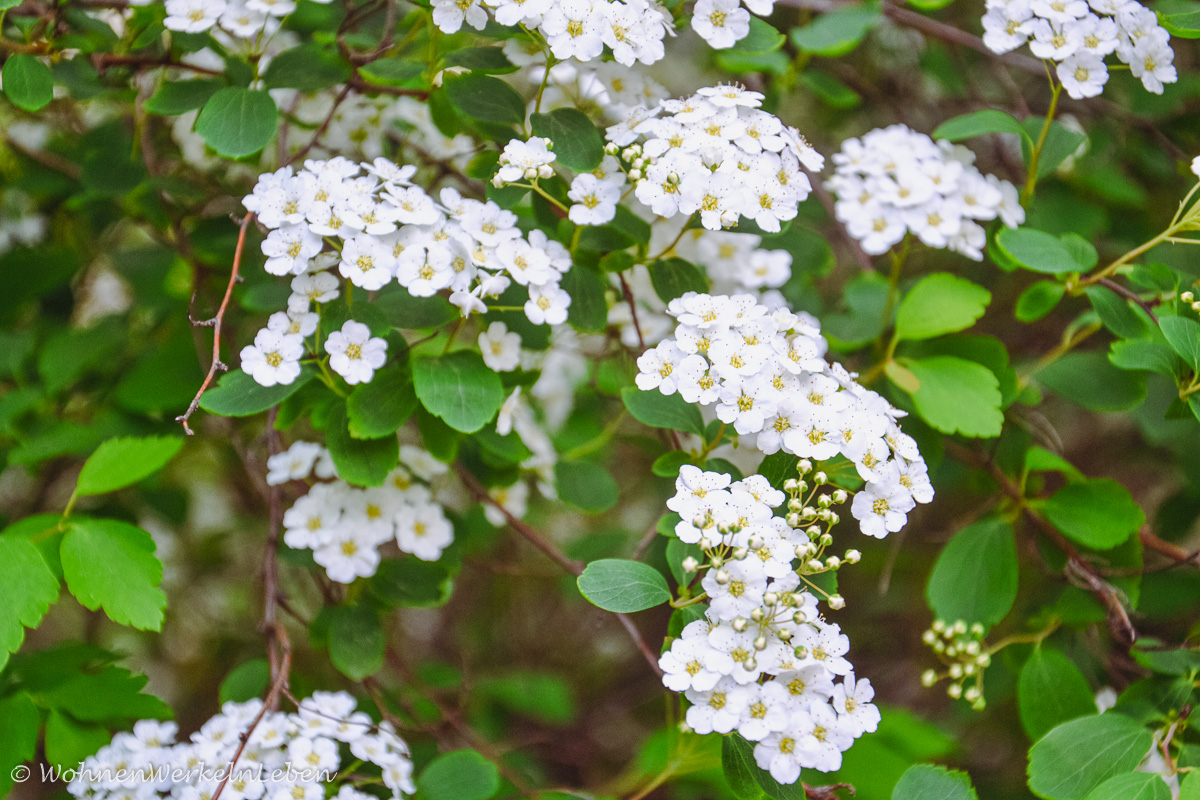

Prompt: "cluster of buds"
[1180,290,1200,314]
[604,141,647,182]
[783,459,860,602]
[493,136,557,187]
[920,619,990,710]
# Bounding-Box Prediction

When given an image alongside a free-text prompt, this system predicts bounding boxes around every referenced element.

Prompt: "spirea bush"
[2,0,1200,799]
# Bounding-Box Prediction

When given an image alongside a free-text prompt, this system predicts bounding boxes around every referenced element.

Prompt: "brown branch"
[176,211,253,435]
[1140,529,1200,567]
[453,463,664,676]
[805,783,855,800]
[284,83,354,167]
[346,75,430,99]
[1097,278,1160,322]
[92,53,224,76]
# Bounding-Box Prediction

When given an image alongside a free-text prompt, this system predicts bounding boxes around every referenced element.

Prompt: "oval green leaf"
[577,559,670,613]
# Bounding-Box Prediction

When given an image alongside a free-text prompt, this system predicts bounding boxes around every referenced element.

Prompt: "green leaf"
[1160,8,1200,37]
[1109,340,1184,378]
[895,273,991,341]
[44,710,110,771]
[347,364,417,439]
[932,109,1032,146]
[327,605,384,681]
[901,356,1004,438]
[925,518,1017,629]
[3,54,54,112]
[475,671,576,725]
[1181,771,1200,800]
[413,351,505,434]
[443,46,517,74]
[375,284,459,328]
[61,518,165,631]
[893,764,978,800]
[577,559,671,613]
[443,72,525,126]
[555,461,619,513]
[730,17,787,53]
[262,44,351,92]
[1019,648,1098,741]
[1028,714,1153,800]
[1037,351,1146,412]
[649,258,708,303]
[1083,773,1170,800]
[790,4,882,56]
[653,450,693,478]
[530,108,604,171]
[0,536,59,671]
[799,70,862,109]
[561,264,608,332]
[417,750,500,800]
[621,387,705,436]
[1039,478,1145,550]
[219,659,270,704]
[359,58,424,86]
[721,731,762,800]
[1157,315,1200,372]
[199,367,316,416]
[143,79,222,116]
[75,435,183,496]
[43,664,171,721]
[194,87,278,158]
[995,228,1084,275]
[370,558,455,608]
[1016,281,1066,322]
[1020,118,1087,179]
[326,404,399,487]
[0,693,39,796]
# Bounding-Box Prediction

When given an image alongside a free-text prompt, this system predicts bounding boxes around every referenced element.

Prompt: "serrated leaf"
[577,559,670,613]
[621,387,705,436]
[194,87,278,158]
[0,536,59,671]
[1039,478,1144,550]
[901,356,1004,438]
[44,710,110,772]
[1019,648,1097,741]
[0,692,39,796]
[61,518,165,631]
[76,435,182,496]
[43,664,171,721]
[412,351,504,434]
[1027,714,1153,800]
[722,734,764,800]
[895,273,991,340]
[926,518,1017,629]
[893,764,978,800]
[530,108,604,171]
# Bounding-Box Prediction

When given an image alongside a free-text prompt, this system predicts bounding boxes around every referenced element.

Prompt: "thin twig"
[285,83,354,167]
[176,211,253,435]
[1097,278,1160,322]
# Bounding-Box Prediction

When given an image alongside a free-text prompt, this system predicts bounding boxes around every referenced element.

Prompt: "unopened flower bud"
[754,636,768,651]
[828,594,845,610]
[793,611,808,625]
[947,683,963,699]
[605,142,618,155]
[832,489,848,504]
[682,556,699,573]
[628,169,642,181]
[783,479,798,491]
[537,164,554,179]
[814,471,828,485]
[750,608,765,622]
[806,525,821,538]
[963,663,977,676]
[747,536,763,550]
[921,669,938,687]
[1183,291,1195,303]
[787,513,801,527]
[932,619,946,632]
[819,533,833,547]
[788,498,803,512]
[777,628,793,642]
[743,657,757,671]
[621,148,636,160]
[806,559,823,571]
[949,664,964,679]
[798,460,813,474]
[710,555,724,569]
[524,167,538,180]
[933,640,946,653]
[632,157,645,169]
[699,536,715,550]
[972,697,987,711]
[953,620,968,635]
[678,720,694,733]
[764,592,778,606]
[715,569,730,585]
[844,549,861,564]
[1192,301,1200,312]
[964,686,981,702]
[732,548,748,560]
[733,617,747,632]
[970,622,985,636]
[922,630,937,645]
[793,646,809,660]
[818,509,833,523]
[828,512,839,525]
[492,175,505,188]
[825,556,841,570]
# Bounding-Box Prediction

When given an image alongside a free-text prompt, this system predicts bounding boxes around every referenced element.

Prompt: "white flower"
[164,0,225,31]
[496,137,556,184]
[395,504,454,561]
[314,526,381,583]
[263,224,323,276]
[1058,51,1109,98]
[325,321,387,385]
[340,235,395,290]
[431,0,487,32]
[267,441,323,485]
[568,173,620,225]
[524,283,571,325]
[484,481,529,526]
[850,471,917,538]
[541,0,606,61]
[1192,156,1200,178]
[478,321,522,372]
[241,328,304,387]
[692,0,750,48]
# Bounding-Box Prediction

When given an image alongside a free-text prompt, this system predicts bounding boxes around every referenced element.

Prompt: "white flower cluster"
[826,125,1024,259]
[635,293,933,537]
[982,0,1176,98]
[658,466,879,783]
[691,0,775,49]
[273,441,455,582]
[0,189,46,255]
[163,0,329,37]
[611,85,823,233]
[67,692,415,800]
[243,157,576,330]
[240,303,387,388]
[431,0,670,66]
